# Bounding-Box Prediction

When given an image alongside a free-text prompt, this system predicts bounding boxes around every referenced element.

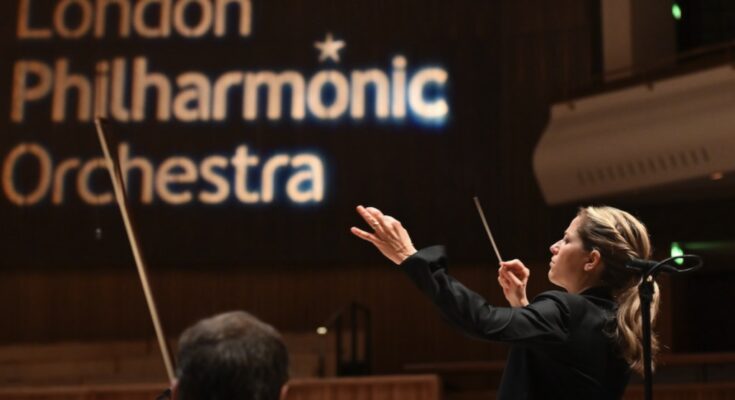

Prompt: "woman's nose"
[549,241,559,254]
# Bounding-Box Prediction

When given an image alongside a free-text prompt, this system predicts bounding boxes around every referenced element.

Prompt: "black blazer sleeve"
[401,246,573,345]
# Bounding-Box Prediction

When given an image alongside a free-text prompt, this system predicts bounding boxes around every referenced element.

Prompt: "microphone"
[626,254,703,275]
[626,258,679,274]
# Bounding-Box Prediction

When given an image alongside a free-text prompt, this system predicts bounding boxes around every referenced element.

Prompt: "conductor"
[351,205,659,400]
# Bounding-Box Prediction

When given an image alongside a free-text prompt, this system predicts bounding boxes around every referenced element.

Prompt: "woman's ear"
[584,249,602,271]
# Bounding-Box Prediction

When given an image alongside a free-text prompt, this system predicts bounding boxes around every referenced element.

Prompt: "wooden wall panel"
[2,381,734,400]
[0,0,710,382]
[0,262,516,374]
[0,376,441,400]
[0,260,675,375]
[287,375,440,400]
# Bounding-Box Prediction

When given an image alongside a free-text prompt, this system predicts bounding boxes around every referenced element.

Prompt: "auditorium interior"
[2,0,735,399]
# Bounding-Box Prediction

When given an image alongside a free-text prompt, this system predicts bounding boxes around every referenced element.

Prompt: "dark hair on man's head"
[176,311,289,400]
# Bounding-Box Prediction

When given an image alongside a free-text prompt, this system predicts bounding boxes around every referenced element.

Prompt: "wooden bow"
[94,117,176,382]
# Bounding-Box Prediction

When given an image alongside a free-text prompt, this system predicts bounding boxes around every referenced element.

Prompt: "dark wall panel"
[0,0,728,373]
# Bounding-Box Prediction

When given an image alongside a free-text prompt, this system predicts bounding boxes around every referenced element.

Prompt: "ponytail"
[576,206,659,375]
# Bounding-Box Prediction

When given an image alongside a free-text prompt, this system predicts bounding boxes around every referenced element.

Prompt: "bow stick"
[94,117,176,382]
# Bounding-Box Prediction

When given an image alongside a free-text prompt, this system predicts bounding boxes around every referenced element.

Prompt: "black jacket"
[401,246,631,400]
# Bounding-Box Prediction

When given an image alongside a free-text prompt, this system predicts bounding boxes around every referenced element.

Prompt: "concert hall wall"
[1,0,733,373]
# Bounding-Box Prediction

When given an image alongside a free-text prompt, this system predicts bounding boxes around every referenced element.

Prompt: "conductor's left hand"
[351,205,418,265]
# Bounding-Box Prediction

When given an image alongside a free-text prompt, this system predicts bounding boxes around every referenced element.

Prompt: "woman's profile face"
[548,216,592,292]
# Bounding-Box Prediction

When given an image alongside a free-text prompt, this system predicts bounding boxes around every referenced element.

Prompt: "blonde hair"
[576,206,659,376]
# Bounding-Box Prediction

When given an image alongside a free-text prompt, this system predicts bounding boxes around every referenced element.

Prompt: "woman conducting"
[351,205,659,399]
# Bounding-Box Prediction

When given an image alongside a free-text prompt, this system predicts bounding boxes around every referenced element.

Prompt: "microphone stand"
[627,254,703,400]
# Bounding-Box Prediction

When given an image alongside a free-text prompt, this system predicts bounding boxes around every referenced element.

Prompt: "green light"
[672,3,683,20]
[671,242,684,265]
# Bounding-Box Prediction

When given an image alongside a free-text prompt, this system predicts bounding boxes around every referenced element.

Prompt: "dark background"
[1,0,734,373]
[0,0,509,268]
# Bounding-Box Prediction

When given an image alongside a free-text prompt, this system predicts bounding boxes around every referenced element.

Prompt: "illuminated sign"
[16,0,253,39]
[12,1,449,126]
[0,0,488,267]
[11,54,448,124]
[4,0,451,210]
[2,142,324,206]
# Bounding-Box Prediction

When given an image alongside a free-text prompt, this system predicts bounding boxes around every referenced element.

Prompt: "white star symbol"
[314,32,346,63]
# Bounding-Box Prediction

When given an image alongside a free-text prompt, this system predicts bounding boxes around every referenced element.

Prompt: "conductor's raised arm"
[350,205,417,265]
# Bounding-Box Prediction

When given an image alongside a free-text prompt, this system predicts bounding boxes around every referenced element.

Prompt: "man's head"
[173,311,289,400]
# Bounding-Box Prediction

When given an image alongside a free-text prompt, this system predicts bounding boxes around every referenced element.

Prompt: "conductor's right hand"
[351,205,417,265]
[498,259,530,307]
